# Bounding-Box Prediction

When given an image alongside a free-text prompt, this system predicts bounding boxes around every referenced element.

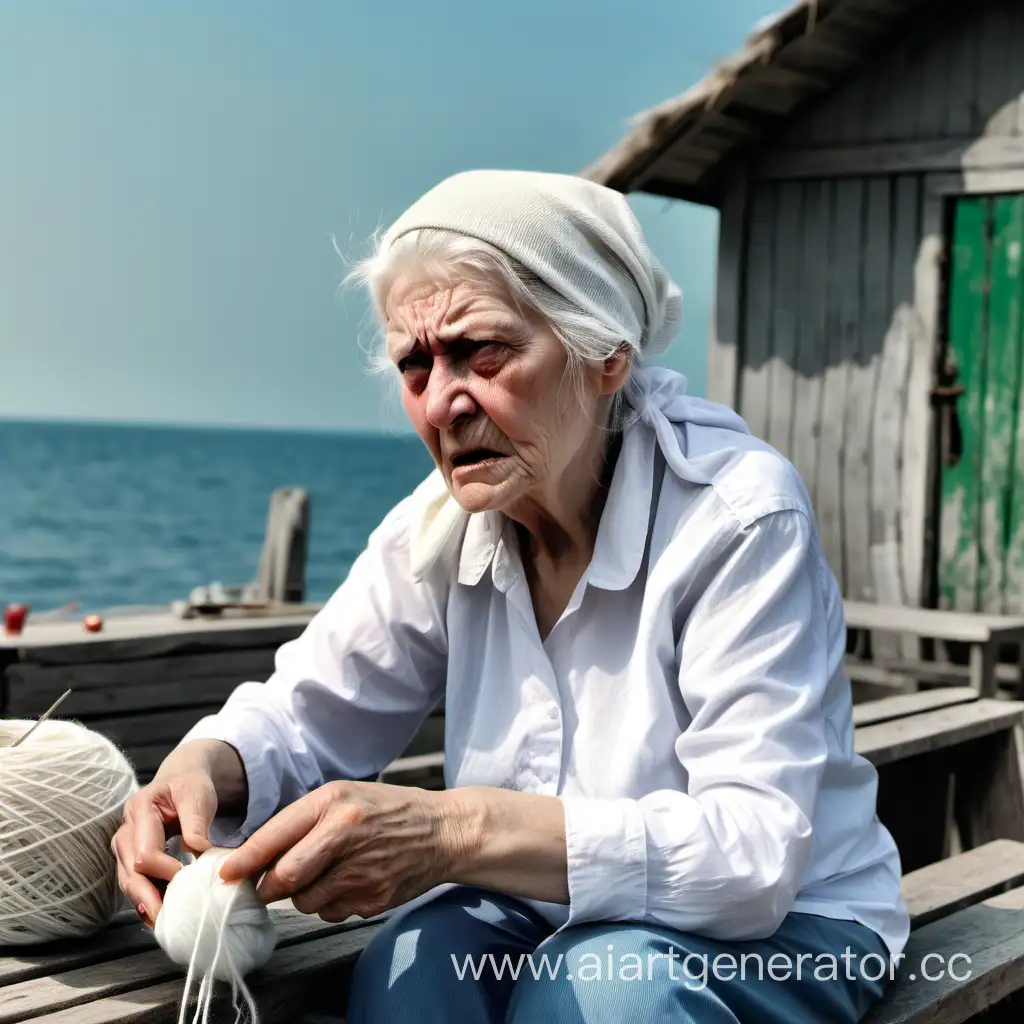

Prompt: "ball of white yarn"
[155,847,277,983]
[0,717,138,945]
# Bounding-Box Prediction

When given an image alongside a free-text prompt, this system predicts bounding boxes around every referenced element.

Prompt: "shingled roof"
[583,0,933,206]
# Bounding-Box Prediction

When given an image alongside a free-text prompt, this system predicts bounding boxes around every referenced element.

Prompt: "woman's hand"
[111,771,217,928]
[219,781,570,919]
[111,738,248,928]
[218,780,465,921]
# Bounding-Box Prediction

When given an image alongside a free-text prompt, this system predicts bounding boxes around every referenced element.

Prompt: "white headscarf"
[377,169,751,578]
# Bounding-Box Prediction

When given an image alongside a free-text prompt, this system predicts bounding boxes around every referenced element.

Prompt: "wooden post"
[953,723,1024,851]
[970,641,999,698]
[255,488,310,604]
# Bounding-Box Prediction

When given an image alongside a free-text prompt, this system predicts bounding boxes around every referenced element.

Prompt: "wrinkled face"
[385,274,621,514]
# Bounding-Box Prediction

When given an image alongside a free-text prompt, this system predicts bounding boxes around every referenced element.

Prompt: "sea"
[0,420,436,615]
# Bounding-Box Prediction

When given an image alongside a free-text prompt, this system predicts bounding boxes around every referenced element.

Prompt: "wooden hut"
[586,0,1024,624]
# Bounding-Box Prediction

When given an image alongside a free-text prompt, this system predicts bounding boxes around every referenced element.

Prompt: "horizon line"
[0,412,421,439]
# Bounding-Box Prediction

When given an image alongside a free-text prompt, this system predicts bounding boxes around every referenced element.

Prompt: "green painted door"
[939,194,1024,614]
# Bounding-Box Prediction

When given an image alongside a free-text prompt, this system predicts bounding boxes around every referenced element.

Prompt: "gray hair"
[346,227,645,434]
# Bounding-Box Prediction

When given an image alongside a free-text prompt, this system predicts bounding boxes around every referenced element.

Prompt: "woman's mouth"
[450,448,508,472]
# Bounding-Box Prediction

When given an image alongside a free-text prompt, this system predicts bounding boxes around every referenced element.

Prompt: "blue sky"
[1,0,778,433]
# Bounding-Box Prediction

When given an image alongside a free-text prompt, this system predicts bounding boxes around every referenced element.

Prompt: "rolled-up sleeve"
[560,507,833,939]
[179,495,450,846]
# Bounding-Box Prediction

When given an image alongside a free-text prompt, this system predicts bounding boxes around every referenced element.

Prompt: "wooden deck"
[0,605,322,782]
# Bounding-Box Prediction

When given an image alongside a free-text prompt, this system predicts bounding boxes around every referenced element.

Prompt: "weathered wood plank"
[779,24,866,148]
[836,179,871,602]
[976,0,1023,138]
[788,180,828,503]
[845,658,917,694]
[707,179,746,408]
[848,656,1021,689]
[756,137,1024,183]
[888,177,923,661]
[852,687,978,728]
[860,178,899,631]
[2,913,384,1024]
[939,196,990,612]
[870,310,915,646]
[1,608,318,667]
[4,647,276,693]
[0,915,143,987]
[855,699,1024,767]
[119,743,189,778]
[8,675,249,719]
[774,1,1024,154]
[903,839,1024,928]
[943,1,982,138]
[863,884,1024,1024]
[903,186,941,609]
[123,710,445,782]
[876,24,926,143]
[737,185,776,440]
[861,32,907,145]
[766,181,802,456]
[844,599,1024,644]
[815,180,846,589]
[910,5,951,139]
[76,707,226,749]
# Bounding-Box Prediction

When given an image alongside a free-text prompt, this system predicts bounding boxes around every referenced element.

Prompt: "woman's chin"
[450,478,516,514]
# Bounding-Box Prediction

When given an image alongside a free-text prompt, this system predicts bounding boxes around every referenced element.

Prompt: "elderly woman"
[114,170,908,1023]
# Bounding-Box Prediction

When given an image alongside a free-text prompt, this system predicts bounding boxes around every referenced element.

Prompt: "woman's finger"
[132,801,184,882]
[253,817,349,904]
[111,829,165,925]
[219,791,328,885]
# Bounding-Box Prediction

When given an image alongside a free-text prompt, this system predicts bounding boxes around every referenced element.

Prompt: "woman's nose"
[425,365,476,428]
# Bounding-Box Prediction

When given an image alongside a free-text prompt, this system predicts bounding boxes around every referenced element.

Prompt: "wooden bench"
[854,692,1024,873]
[4,841,1024,1022]
[844,600,1024,699]
[864,840,1024,1023]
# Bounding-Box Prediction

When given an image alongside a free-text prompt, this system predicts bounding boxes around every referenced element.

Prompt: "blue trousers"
[346,886,892,1023]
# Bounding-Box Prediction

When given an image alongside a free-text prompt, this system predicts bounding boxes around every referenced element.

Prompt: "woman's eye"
[398,352,431,373]
[467,340,501,361]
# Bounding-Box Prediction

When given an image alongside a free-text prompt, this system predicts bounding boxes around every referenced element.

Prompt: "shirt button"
[548,705,559,721]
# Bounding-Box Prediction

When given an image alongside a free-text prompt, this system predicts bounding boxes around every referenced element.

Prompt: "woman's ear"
[598,345,633,395]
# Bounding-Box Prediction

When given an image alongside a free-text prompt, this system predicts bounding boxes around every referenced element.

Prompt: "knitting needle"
[11,689,73,747]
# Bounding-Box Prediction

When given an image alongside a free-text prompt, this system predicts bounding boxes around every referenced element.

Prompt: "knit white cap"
[381,169,683,358]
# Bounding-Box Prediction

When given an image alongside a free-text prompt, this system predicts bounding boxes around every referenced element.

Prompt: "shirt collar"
[456,418,658,593]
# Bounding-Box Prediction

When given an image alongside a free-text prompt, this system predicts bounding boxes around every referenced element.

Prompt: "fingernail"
[136,903,147,920]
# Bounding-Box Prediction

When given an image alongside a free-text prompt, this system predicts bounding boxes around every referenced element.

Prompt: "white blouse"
[181,393,910,957]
